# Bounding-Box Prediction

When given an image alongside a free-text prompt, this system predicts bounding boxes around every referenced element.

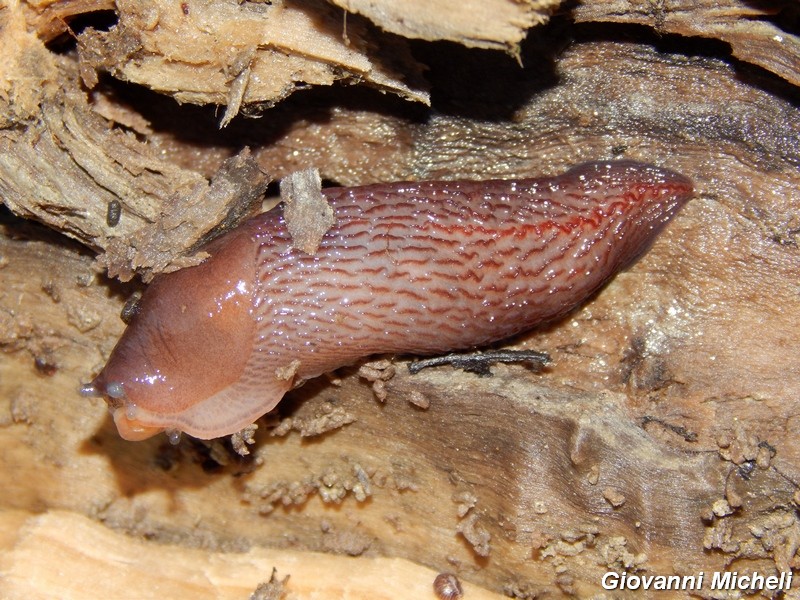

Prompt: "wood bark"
[1,1,799,598]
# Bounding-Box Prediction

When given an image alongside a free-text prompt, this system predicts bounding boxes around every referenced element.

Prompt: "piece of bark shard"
[573,0,800,87]
[77,0,429,110]
[219,48,256,129]
[280,168,336,255]
[331,0,558,52]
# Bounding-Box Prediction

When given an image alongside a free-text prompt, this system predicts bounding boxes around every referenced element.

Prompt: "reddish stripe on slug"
[85,161,693,441]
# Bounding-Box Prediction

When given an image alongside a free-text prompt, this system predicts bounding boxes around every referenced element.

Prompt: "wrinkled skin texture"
[84,161,693,440]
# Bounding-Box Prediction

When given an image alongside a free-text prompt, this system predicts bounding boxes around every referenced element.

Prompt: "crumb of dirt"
[603,487,626,508]
[231,424,258,456]
[357,359,396,402]
[456,512,491,557]
[249,567,290,600]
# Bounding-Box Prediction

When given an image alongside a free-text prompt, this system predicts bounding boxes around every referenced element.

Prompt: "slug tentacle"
[88,161,693,441]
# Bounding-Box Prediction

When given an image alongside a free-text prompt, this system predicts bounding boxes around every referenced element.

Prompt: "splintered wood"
[573,0,800,86]
[279,168,336,255]
[330,0,558,50]
[77,0,430,115]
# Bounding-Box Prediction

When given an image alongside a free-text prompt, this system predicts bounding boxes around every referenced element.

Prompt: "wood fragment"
[279,168,336,255]
[96,147,269,281]
[0,511,504,600]
[573,0,800,86]
[331,0,559,51]
[77,0,429,109]
[249,567,289,600]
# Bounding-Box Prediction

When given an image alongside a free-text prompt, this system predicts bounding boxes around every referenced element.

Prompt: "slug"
[82,161,693,441]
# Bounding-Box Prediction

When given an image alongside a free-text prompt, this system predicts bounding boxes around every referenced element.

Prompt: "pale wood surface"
[0,510,504,599]
[330,0,557,50]
[80,0,428,110]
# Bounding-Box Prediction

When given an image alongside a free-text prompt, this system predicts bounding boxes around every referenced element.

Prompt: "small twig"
[408,349,551,377]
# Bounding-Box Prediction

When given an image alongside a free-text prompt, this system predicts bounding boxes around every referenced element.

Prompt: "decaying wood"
[96,147,271,282]
[0,2,60,127]
[279,168,336,255]
[330,0,558,51]
[1,0,799,598]
[573,0,800,87]
[0,69,270,282]
[0,510,503,599]
[20,0,116,44]
[77,0,429,120]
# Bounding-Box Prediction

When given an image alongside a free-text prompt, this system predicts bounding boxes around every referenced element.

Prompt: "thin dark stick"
[408,349,551,377]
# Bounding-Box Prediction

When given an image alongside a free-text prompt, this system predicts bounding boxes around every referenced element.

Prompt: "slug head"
[85,227,259,440]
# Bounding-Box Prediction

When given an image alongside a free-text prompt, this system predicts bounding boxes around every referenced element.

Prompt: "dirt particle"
[357,359,396,402]
[456,512,491,557]
[711,498,734,517]
[274,359,301,381]
[284,402,356,437]
[249,567,289,600]
[587,465,600,485]
[725,486,743,509]
[408,389,430,409]
[453,491,477,518]
[41,279,61,302]
[603,487,626,508]
[756,441,775,468]
[320,522,372,556]
[231,424,258,456]
[599,536,645,570]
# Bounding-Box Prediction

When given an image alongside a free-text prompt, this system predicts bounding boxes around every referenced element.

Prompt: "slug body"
[86,161,693,440]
